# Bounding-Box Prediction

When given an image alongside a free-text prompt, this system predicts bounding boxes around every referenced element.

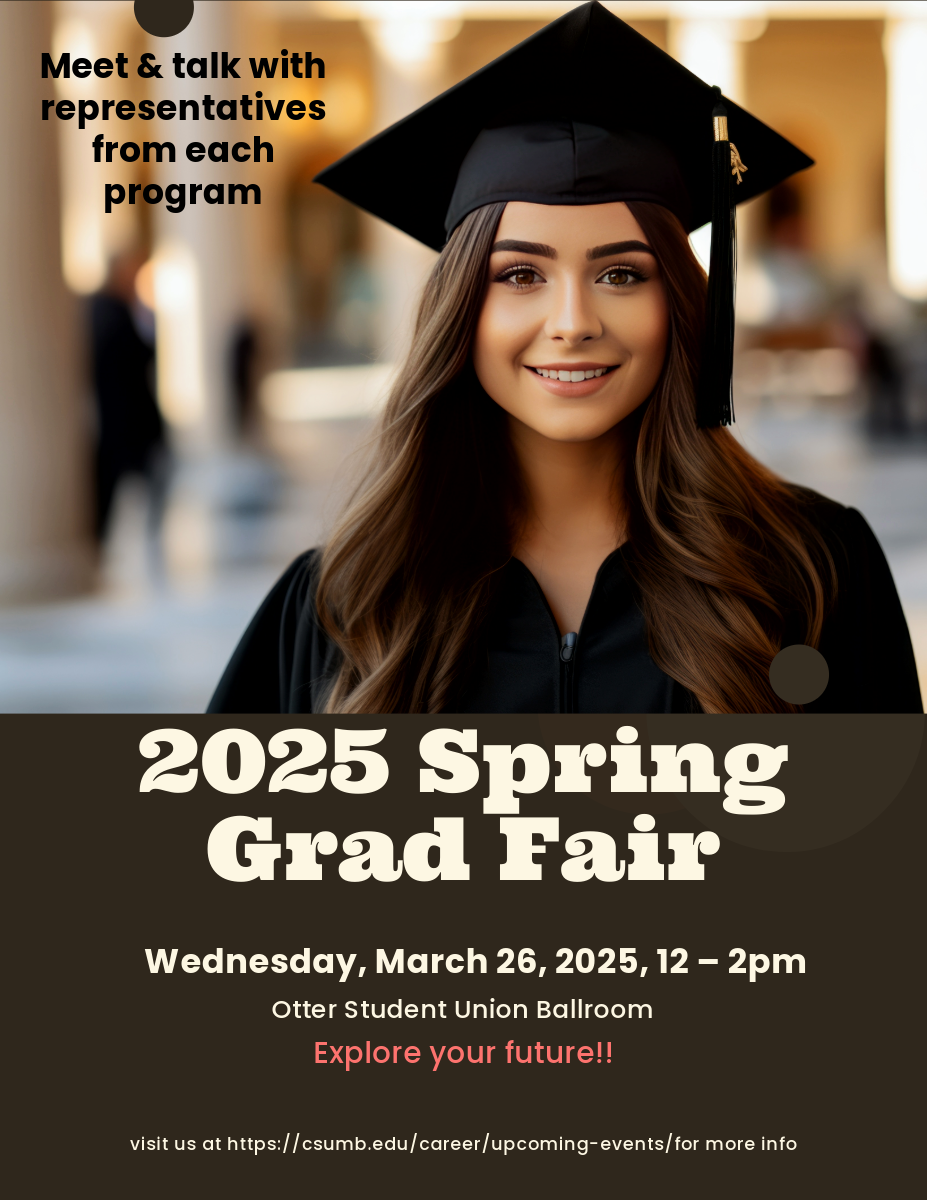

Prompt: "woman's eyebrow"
[587,240,654,259]
[490,239,557,258]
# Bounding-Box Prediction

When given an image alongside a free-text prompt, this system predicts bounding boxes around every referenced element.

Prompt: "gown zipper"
[514,547,625,714]
[559,631,577,713]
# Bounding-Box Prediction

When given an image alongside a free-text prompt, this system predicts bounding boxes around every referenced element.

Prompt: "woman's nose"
[544,279,602,344]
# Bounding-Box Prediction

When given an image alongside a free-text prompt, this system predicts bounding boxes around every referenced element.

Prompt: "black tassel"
[697,92,736,427]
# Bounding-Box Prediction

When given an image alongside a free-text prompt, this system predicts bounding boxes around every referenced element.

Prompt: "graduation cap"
[315,1,813,426]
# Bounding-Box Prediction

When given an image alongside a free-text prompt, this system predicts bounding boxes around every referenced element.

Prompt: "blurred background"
[1,0,925,711]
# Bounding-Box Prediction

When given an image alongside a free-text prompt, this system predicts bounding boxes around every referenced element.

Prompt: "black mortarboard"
[315,1,813,426]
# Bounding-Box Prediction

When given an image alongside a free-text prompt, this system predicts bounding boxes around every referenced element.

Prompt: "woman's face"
[473,202,669,444]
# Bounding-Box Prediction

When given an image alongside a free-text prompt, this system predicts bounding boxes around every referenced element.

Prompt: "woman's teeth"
[533,367,610,381]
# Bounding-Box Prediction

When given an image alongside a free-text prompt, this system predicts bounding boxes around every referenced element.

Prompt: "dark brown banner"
[7,714,924,1196]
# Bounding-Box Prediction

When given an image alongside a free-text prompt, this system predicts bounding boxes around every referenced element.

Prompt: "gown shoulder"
[207,550,332,713]
[790,489,922,712]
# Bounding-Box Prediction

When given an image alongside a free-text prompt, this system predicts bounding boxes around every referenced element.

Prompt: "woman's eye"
[499,267,543,288]
[599,267,642,287]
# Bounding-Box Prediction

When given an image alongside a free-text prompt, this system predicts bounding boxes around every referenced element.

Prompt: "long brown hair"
[316,200,834,713]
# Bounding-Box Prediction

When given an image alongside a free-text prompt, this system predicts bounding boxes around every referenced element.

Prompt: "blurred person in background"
[758,182,831,339]
[89,247,169,553]
[231,320,259,437]
[849,302,910,439]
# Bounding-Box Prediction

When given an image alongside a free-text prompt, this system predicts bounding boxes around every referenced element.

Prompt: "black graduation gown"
[208,495,922,714]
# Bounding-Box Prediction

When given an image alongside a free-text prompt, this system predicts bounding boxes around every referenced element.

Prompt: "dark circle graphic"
[134,0,194,38]
[769,644,829,704]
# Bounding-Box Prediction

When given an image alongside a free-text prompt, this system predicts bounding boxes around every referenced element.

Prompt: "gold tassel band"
[713,114,729,142]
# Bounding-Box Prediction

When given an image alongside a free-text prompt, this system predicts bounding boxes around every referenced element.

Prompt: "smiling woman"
[209,2,920,716]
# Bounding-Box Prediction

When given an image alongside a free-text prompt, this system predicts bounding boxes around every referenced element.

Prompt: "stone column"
[883,12,927,301]
[52,0,137,294]
[150,0,250,451]
[0,0,94,603]
[668,8,768,270]
[361,10,461,361]
[669,13,751,107]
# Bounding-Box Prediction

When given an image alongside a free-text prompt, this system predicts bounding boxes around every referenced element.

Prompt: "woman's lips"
[524,362,619,397]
